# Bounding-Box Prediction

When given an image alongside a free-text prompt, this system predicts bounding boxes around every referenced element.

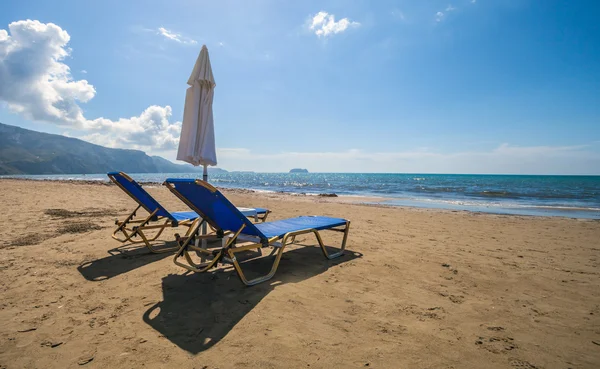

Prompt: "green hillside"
[0,122,204,175]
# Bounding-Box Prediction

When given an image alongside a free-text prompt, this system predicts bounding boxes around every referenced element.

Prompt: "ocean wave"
[401,197,600,212]
[414,186,467,193]
[480,190,510,197]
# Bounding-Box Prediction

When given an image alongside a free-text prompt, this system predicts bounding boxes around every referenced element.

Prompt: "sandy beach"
[0,179,599,369]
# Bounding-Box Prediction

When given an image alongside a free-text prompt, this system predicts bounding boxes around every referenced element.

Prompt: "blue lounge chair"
[164,178,350,286]
[108,172,270,253]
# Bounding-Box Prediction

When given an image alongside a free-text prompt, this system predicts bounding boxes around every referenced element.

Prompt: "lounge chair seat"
[254,216,347,240]
[170,211,200,222]
[164,178,350,286]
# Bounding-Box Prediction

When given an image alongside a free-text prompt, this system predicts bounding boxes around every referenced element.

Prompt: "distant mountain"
[0,122,224,175]
[208,167,228,174]
[289,168,309,173]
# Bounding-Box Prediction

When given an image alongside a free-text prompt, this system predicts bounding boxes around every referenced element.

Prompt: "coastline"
[1,177,598,220]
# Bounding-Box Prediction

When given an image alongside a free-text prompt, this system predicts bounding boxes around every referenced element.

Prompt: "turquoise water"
[4,172,600,219]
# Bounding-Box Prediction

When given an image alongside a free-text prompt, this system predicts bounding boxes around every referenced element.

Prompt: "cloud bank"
[0,20,181,152]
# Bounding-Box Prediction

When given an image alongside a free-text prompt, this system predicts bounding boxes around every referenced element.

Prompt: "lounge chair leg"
[112,208,162,247]
[137,222,179,253]
[173,221,248,274]
[228,246,285,286]
[314,221,350,260]
[226,221,350,286]
[173,219,223,272]
[111,205,142,242]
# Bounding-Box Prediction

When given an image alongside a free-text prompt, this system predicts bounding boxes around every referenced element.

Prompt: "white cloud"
[436,5,456,22]
[0,20,181,152]
[309,11,360,37]
[157,27,197,45]
[212,144,600,174]
[83,105,181,150]
[80,69,87,74]
[0,20,94,126]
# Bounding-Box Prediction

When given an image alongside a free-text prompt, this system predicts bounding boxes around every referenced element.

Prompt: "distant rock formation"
[208,167,228,174]
[289,168,309,173]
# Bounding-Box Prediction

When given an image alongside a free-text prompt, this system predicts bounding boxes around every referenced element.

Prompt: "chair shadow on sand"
[143,245,362,354]
[77,241,178,281]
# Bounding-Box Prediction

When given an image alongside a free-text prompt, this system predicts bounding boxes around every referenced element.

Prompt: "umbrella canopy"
[177,45,217,172]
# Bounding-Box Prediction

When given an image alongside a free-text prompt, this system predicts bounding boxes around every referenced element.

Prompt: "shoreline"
[1,177,598,220]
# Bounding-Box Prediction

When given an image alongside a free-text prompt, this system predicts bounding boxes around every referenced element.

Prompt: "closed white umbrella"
[177,45,217,182]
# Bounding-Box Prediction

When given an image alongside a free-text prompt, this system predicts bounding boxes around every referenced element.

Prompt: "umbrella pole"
[201,164,208,239]
[200,164,209,260]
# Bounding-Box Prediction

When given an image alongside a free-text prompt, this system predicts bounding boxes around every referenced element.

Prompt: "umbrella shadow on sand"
[77,242,177,281]
[143,246,362,354]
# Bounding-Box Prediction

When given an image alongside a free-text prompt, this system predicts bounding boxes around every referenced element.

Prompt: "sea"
[3,173,600,219]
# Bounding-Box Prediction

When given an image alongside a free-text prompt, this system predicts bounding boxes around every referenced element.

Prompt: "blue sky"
[1,0,599,174]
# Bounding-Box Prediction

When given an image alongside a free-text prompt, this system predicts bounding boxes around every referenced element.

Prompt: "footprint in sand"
[449,294,465,304]
[399,305,446,321]
[475,335,518,354]
[508,358,539,368]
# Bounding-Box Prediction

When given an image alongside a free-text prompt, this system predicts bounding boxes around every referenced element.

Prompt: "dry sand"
[0,179,599,369]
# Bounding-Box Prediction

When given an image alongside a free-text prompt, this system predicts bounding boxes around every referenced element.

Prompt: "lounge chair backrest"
[108,172,173,220]
[165,178,265,239]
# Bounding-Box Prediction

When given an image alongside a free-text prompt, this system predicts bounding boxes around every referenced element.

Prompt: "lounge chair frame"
[165,179,350,286]
[109,172,195,253]
[110,172,271,254]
